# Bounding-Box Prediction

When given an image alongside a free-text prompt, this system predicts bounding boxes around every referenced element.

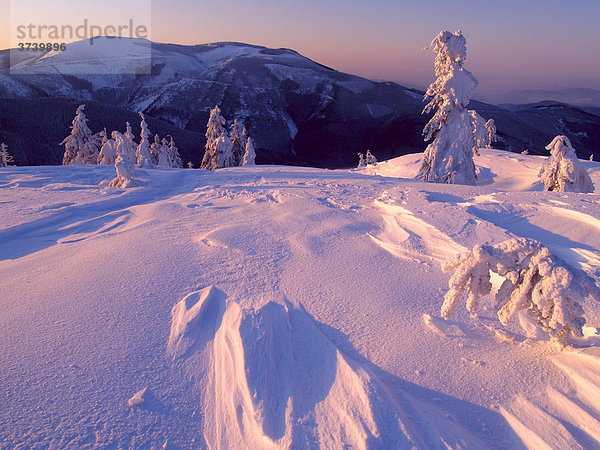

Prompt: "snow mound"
[167,286,226,358]
[171,292,456,448]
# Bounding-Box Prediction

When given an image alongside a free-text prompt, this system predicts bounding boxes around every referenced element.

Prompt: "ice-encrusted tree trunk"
[61,104,95,165]
[109,132,142,188]
[538,135,594,193]
[202,105,228,169]
[1,143,15,167]
[136,112,154,168]
[418,31,479,185]
[229,119,247,167]
[243,137,256,166]
[441,238,600,344]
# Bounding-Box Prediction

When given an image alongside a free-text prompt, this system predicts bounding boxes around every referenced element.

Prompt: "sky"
[2,0,599,99]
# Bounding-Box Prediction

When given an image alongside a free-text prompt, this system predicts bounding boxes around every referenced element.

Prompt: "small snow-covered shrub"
[109,133,142,188]
[441,238,600,344]
[538,135,594,193]
[1,143,15,167]
[242,137,256,166]
[365,150,377,166]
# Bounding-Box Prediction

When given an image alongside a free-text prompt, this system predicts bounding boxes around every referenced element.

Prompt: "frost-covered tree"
[201,105,228,169]
[109,132,142,188]
[210,134,234,169]
[136,112,154,168]
[243,137,256,166]
[441,238,600,344]
[418,31,479,185]
[538,135,594,193]
[122,122,138,163]
[1,143,15,167]
[229,119,247,166]
[357,153,365,168]
[590,154,594,162]
[469,111,487,155]
[61,104,96,165]
[365,150,378,166]
[98,129,117,165]
[150,134,161,165]
[158,136,183,168]
[485,119,497,147]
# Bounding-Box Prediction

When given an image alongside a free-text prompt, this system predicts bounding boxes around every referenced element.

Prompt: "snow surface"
[1,150,600,447]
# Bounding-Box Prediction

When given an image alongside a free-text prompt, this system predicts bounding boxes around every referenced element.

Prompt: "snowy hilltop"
[1,147,600,447]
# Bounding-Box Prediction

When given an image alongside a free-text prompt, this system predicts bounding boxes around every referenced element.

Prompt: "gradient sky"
[3,0,599,99]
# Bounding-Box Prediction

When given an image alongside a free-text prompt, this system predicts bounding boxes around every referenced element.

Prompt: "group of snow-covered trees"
[201,105,256,170]
[418,30,593,194]
[1,143,15,167]
[61,105,183,169]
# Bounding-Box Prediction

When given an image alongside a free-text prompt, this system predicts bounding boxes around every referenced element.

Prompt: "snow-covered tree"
[61,104,96,165]
[158,136,183,168]
[365,150,378,166]
[211,134,234,169]
[590,154,594,162]
[485,119,497,147]
[469,111,487,155]
[243,137,256,166]
[418,31,479,185]
[136,112,154,168]
[202,105,229,169]
[441,238,600,344]
[150,134,161,165]
[1,143,15,167]
[229,119,247,166]
[357,153,365,168]
[122,122,138,163]
[98,129,117,165]
[109,132,142,188]
[538,135,594,193]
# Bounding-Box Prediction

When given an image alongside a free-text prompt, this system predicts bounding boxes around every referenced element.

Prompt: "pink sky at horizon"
[2,0,599,99]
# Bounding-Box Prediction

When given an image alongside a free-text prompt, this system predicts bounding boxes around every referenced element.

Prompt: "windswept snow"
[1,150,600,447]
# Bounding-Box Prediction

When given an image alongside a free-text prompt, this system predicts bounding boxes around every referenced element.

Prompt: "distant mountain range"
[1,37,599,167]
[493,88,600,109]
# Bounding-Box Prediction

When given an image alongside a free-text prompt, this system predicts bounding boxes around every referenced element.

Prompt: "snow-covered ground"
[1,149,600,448]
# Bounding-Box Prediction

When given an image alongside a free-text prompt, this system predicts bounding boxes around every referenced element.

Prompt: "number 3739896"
[18,42,67,51]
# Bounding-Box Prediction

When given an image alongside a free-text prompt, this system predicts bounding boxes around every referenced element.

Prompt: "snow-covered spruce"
[357,152,365,168]
[211,134,234,169]
[123,122,138,163]
[136,112,154,168]
[1,143,15,167]
[441,238,600,344]
[98,129,117,165]
[109,132,142,188]
[229,119,247,167]
[158,136,183,168]
[150,134,162,165]
[201,105,228,170]
[538,135,594,193]
[366,150,378,166]
[242,137,256,166]
[418,31,479,185]
[61,104,99,165]
[485,118,497,147]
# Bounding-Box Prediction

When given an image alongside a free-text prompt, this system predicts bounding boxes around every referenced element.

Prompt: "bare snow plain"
[1,149,600,448]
